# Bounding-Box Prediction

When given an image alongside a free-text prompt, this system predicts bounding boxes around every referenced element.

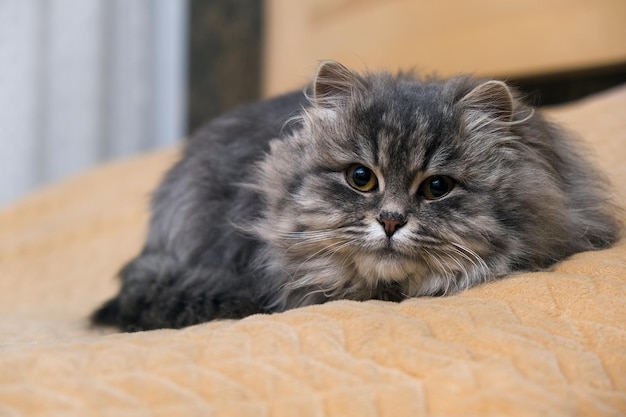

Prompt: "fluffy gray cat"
[93,61,621,331]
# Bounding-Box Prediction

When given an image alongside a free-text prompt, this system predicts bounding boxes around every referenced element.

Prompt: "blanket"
[1,85,625,417]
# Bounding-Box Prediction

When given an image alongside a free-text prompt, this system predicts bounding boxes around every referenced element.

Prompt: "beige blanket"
[1,86,625,416]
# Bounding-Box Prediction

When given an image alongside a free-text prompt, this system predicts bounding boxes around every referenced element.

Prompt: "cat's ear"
[460,80,514,122]
[313,60,362,107]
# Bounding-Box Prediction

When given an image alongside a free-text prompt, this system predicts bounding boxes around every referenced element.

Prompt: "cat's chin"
[353,251,425,285]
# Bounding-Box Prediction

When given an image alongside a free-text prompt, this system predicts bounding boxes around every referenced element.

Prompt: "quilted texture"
[1,85,625,417]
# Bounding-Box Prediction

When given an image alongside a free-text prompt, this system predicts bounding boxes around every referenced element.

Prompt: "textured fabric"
[0,85,625,417]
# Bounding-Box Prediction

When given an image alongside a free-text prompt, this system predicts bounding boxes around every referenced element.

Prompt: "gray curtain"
[0,0,188,208]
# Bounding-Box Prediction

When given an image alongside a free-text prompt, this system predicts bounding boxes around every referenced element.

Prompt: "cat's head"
[255,61,617,302]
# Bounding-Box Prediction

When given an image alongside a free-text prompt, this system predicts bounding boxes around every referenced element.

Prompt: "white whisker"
[450,242,490,281]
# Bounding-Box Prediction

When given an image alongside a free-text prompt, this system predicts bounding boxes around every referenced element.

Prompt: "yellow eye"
[346,164,378,192]
[419,175,455,200]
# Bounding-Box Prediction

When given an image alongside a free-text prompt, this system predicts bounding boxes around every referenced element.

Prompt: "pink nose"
[378,214,406,238]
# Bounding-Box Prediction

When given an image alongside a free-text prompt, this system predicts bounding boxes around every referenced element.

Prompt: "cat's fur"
[93,61,621,331]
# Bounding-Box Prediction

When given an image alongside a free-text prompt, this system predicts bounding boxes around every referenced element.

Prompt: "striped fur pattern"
[93,61,621,331]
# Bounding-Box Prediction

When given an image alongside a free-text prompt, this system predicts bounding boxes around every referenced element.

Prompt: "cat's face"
[256,62,562,299]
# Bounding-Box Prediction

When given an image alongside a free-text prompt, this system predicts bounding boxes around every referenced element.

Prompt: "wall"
[263,0,626,97]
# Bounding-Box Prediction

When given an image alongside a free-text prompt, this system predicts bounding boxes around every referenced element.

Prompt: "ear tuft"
[460,80,514,122]
[313,60,360,107]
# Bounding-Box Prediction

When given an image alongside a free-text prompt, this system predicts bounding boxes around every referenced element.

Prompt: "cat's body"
[93,62,620,331]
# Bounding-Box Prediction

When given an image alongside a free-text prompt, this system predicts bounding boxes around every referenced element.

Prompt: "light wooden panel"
[263,0,626,96]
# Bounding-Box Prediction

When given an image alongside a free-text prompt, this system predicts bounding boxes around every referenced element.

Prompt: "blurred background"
[1,0,625,208]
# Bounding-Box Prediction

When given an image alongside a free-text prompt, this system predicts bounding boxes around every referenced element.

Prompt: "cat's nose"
[378,212,407,238]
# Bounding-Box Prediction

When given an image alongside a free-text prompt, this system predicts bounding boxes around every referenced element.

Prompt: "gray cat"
[93,61,621,331]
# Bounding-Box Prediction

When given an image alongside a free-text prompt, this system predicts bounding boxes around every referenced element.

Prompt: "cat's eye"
[419,175,455,200]
[346,164,378,192]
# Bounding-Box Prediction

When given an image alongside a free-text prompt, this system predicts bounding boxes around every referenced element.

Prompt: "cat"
[92,61,621,331]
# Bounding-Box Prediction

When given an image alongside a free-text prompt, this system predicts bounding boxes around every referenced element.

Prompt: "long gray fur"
[93,61,621,331]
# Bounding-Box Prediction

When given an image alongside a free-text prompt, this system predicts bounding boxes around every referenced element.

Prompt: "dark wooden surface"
[511,62,626,107]
[186,0,262,135]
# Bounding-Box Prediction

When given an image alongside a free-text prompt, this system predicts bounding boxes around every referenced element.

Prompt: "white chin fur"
[351,224,417,284]
[353,251,420,285]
